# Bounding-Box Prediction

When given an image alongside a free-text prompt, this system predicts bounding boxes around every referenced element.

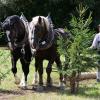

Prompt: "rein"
[35,25,54,51]
[20,15,33,63]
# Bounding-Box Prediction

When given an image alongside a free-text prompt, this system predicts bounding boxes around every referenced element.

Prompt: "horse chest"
[35,47,57,60]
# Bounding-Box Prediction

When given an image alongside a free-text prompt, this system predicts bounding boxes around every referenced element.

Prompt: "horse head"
[2,15,28,51]
[29,15,54,54]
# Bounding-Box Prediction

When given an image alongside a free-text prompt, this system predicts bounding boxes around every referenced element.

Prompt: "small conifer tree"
[58,4,98,93]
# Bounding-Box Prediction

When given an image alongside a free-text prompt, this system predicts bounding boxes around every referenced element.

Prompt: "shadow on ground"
[0,82,100,100]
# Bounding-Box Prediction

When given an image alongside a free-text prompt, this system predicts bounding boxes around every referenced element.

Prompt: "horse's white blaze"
[6,30,13,50]
[6,30,10,40]
[97,71,100,80]
[32,72,38,84]
[20,73,27,87]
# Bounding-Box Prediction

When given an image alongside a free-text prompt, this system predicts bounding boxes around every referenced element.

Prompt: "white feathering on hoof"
[19,73,27,88]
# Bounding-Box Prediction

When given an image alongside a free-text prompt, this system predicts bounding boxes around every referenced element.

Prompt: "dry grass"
[0,49,100,100]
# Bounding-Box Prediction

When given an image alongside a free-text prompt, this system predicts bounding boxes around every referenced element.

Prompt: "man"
[90,24,100,82]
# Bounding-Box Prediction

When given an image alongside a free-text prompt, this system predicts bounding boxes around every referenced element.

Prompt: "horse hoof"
[59,82,65,90]
[18,85,27,90]
[19,81,27,89]
[15,78,20,85]
[46,83,52,87]
[36,85,44,92]
[32,80,38,85]
[60,86,65,90]
[46,79,52,87]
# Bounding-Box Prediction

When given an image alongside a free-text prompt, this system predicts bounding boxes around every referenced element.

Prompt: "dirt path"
[0,89,26,100]
[0,85,62,100]
[0,85,35,100]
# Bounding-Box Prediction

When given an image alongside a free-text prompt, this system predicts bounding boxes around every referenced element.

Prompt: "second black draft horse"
[2,15,32,88]
[29,15,69,90]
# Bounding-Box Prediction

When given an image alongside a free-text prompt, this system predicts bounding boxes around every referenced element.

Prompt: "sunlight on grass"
[10,92,100,100]
[0,49,100,100]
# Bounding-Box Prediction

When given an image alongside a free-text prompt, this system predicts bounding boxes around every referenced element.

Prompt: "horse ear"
[38,16,42,24]
[20,12,28,23]
[46,13,51,20]
[46,13,54,28]
[43,18,48,33]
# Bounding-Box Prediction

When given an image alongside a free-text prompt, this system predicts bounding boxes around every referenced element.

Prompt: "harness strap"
[37,27,54,50]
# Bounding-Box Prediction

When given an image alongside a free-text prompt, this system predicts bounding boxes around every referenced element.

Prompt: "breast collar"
[36,28,54,51]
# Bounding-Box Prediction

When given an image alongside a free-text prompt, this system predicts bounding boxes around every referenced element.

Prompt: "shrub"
[57,4,98,93]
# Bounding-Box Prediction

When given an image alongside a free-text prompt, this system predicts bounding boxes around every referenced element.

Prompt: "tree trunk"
[69,71,77,94]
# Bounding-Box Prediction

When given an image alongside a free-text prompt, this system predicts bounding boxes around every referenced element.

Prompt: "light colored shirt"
[91,32,100,49]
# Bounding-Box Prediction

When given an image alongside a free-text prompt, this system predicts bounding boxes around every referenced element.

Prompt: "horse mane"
[2,15,28,47]
[29,16,54,50]
[2,15,22,31]
[30,16,50,32]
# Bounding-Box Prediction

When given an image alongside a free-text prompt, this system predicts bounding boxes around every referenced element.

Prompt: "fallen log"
[65,72,96,81]
[78,72,96,81]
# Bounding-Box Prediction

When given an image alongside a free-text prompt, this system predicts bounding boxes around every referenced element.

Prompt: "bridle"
[4,17,29,52]
[30,20,54,51]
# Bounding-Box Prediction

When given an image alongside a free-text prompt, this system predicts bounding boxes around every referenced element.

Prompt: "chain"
[0,51,11,83]
[0,53,11,64]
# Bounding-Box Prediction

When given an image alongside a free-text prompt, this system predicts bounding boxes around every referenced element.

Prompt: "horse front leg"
[55,57,65,90]
[32,63,38,85]
[11,54,20,84]
[35,59,44,91]
[46,60,54,87]
[19,58,30,89]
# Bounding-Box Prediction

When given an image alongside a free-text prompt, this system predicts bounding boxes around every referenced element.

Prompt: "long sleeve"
[90,34,98,49]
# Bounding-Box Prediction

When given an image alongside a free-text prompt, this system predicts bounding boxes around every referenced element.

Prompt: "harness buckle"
[21,45,25,55]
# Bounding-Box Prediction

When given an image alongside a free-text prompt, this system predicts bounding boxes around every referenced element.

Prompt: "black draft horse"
[29,15,69,90]
[1,15,32,88]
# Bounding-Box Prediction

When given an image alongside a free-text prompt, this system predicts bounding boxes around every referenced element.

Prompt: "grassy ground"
[0,49,100,100]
